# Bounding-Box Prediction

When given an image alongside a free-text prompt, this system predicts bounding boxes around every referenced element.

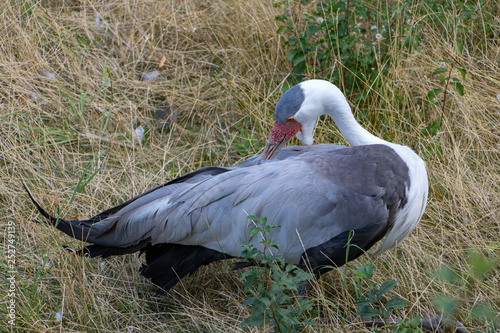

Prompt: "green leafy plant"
[422,61,466,159]
[351,263,408,320]
[389,316,423,333]
[329,259,424,332]
[239,215,317,332]
[432,252,499,332]
[233,119,259,157]
[274,0,422,101]
[425,60,466,110]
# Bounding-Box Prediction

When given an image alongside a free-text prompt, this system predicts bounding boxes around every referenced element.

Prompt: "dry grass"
[0,0,499,332]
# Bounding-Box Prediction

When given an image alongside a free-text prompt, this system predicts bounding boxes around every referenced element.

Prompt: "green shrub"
[239,215,318,332]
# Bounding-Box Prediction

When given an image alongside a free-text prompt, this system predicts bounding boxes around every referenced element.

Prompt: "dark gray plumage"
[275,84,305,123]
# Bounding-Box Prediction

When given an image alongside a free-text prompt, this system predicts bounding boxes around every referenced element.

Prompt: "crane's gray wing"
[80,144,342,235]
[27,144,340,254]
[89,144,408,265]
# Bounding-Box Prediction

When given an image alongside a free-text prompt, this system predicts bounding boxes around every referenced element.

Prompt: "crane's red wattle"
[268,121,301,144]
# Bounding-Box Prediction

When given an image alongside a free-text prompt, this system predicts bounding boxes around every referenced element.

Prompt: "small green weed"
[239,215,317,332]
[424,60,466,114]
[389,317,423,333]
[432,252,499,332]
[347,262,424,333]
[421,61,466,159]
[352,263,408,319]
[233,119,259,157]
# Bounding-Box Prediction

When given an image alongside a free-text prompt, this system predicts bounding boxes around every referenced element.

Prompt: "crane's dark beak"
[261,119,301,160]
[261,138,289,160]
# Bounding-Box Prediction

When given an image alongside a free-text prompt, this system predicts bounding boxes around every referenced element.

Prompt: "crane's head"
[262,80,341,160]
[261,83,305,160]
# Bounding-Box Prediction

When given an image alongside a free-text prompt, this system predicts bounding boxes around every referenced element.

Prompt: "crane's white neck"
[294,80,388,147]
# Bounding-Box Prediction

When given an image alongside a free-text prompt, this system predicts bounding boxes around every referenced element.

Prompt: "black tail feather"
[24,183,153,260]
[23,183,98,242]
[23,182,59,225]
